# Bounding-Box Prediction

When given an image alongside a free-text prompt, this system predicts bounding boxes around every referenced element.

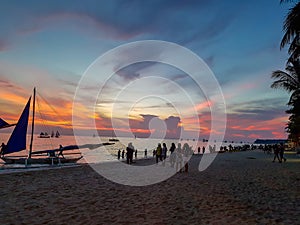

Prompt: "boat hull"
[1,156,82,165]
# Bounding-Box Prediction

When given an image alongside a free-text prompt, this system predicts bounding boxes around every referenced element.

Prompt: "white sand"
[1,150,299,224]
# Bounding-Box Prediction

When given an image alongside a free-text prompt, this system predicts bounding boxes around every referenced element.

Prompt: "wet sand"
[1,150,299,225]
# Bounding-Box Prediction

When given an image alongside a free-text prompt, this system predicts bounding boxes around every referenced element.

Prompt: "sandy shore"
[1,150,299,225]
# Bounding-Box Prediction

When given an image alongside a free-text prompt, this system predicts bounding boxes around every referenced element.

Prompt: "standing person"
[169,143,176,167]
[198,147,200,154]
[153,149,156,158]
[279,143,287,162]
[58,144,64,158]
[182,143,191,172]
[144,148,147,158]
[117,149,121,160]
[121,150,125,159]
[272,144,281,163]
[0,142,6,156]
[162,143,167,166]
[135,149,138,158]
[156,143,162,164]
[202,146,205,154]
[175,143,183,172]
[126,143,134,164]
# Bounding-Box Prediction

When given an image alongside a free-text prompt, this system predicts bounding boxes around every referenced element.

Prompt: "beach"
[1,150,299,225]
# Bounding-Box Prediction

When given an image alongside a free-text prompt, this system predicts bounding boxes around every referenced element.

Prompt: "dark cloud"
[95,112,182,139]
[3,0,238,44]
[229,98,288,120]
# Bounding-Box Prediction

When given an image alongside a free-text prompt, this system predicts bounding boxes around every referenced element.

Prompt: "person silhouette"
[117,149,121,160]
[279,143,287,162]
[0,142,6,156]
[126,143,134,164]
[58,144,64,158]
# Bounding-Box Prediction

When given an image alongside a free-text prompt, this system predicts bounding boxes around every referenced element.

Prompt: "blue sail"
[3,97,31,154]
[0,118,16,129]
[0,118,9,128]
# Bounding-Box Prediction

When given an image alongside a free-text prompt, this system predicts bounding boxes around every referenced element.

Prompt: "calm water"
[0,133,247,163]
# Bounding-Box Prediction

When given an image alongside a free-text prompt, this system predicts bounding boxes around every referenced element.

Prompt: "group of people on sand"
[117,143,138,164]
[272,143,287,163]
[154,142,194,173]
[116,142,194,172]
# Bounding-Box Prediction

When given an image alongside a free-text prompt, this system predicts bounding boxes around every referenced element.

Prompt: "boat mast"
[28,87,36,158]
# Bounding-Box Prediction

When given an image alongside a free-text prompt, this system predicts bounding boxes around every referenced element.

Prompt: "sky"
[0,0,294,142]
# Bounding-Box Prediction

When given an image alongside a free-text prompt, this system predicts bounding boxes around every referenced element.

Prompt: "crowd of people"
[150,142,194,172]
[116,142,194,172]
[116,141,289,170]
[261,143,287,163]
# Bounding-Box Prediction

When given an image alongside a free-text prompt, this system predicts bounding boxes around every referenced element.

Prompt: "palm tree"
[280,0,300,61]
[271,59,300,145]
[271,59,300,103]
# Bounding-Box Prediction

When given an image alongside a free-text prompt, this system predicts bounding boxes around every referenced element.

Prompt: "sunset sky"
[0,0,293,141]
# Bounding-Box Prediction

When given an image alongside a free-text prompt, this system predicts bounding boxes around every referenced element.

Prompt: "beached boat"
[0,88,113,165]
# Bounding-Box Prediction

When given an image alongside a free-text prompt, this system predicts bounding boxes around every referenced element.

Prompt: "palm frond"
[271,70,299,91]
[280,2,300,49]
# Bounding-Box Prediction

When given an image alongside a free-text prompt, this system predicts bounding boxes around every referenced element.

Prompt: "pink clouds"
[194,100,212,111]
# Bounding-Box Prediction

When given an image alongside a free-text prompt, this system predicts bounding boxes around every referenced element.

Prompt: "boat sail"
[3,97,31,155]
[0,88,113,165]
[0,118,16,129]
[55,130,60,138]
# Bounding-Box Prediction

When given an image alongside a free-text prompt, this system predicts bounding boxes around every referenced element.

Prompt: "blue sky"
[0,0,294,141]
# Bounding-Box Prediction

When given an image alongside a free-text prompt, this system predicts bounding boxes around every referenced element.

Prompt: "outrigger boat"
[0,88,113,165]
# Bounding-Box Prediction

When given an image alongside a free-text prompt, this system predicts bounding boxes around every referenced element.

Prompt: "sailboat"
[108,130,119,142]
[55,130,60,138]
[38,132,51,138]
[0,88,113,165]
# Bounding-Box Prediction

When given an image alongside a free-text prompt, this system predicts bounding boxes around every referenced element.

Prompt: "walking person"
[153,149,156,158]
[175,143,183,172]
[117,149,121,160]
[135,149,138,158]
[144,148,147,158]
[169,143,176,167]
[279,143,287,162]
[162,143,167,166]
[121,150,125,159]
[126,143,134,164]
[182,143,191,172]
[202,146,205,154]
[272,144,281,163]
[156,143,162,164]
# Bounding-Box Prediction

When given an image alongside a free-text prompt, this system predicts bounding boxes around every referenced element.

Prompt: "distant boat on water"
[38,132,50,138]
[109,130,119,142]
[50,130,60,138]
[55,130,60,138]
[109,138,119,142]
[0,88,113,165]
